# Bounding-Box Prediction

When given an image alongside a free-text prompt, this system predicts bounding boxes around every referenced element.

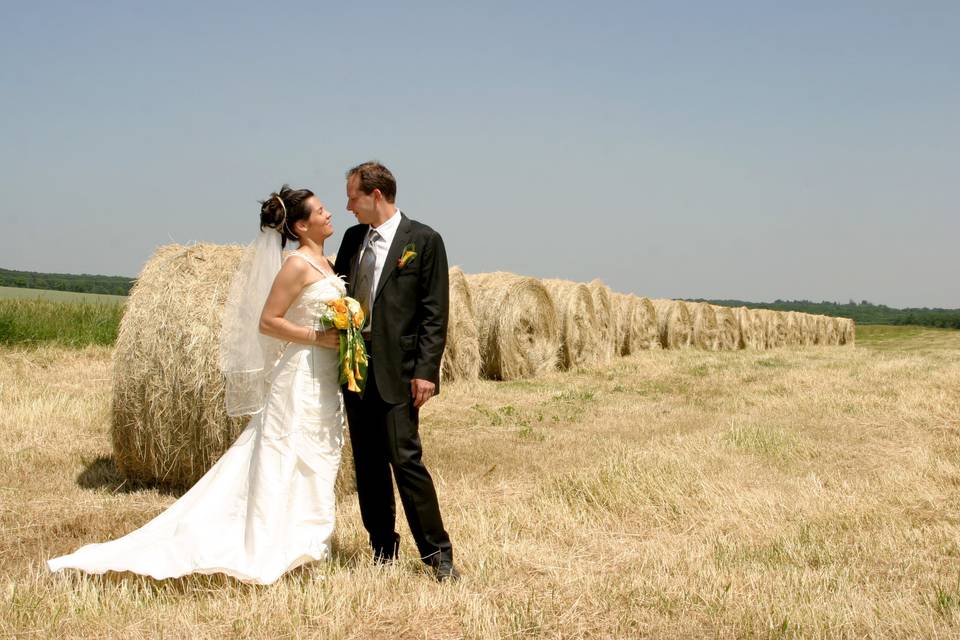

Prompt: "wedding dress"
[48,253,346,584]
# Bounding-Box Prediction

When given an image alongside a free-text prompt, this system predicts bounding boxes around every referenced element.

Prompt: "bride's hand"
[314,330,340,349]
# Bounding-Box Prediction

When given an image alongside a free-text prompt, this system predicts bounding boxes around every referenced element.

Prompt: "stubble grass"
[2,327,960,638]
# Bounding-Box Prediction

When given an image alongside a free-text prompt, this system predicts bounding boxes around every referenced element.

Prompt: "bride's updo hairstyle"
[259,185,315,248]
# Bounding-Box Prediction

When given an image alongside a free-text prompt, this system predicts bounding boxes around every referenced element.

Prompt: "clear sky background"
[2,1,957,308]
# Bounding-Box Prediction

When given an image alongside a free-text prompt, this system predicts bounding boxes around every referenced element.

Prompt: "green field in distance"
[0,286,126,305]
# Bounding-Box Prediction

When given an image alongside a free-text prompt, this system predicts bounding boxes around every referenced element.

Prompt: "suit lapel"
[347,225,369,297]
[374,213,412,302]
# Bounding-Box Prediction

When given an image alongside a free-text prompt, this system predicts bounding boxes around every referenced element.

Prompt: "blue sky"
[2,1,957,307]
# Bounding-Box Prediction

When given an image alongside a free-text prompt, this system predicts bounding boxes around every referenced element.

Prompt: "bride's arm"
[259,259,339,348]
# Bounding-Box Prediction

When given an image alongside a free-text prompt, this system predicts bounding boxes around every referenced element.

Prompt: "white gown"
[48,256,346,585]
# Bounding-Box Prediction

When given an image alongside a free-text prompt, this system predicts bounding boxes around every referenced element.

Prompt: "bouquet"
[315,296,368,395]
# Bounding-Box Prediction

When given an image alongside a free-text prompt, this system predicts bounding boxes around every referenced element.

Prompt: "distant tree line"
[693,298,960,330]
[0,268,133,296]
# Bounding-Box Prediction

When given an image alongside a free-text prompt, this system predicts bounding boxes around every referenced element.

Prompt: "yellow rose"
[334,312,349,330]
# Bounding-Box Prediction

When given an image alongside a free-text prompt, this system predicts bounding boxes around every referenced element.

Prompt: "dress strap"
[285,251,331,276]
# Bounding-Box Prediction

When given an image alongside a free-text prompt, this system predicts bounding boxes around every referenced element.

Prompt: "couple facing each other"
[47,161,459,583]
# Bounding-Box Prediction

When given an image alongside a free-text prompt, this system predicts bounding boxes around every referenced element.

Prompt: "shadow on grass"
[77,455,184,497]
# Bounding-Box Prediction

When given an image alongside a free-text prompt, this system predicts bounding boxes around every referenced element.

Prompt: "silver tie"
[354,229,379,334]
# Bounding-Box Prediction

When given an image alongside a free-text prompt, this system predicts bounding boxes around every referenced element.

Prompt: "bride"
[48,185,348,585]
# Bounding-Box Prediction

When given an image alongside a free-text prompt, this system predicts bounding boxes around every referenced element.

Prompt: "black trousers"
[343,360,452,564]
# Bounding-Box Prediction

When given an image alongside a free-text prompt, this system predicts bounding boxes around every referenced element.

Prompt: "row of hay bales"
[111,245,854,487]
[443,269,855,382]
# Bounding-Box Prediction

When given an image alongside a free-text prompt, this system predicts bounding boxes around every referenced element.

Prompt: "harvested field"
[4,325,960,637]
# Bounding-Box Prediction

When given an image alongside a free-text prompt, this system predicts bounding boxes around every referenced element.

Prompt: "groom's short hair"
[347,161,397,203]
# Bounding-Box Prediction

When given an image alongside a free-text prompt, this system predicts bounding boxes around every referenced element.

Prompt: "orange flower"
[344,363,359,392]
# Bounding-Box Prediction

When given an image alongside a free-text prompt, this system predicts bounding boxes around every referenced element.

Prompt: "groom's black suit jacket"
[334,212,449,405]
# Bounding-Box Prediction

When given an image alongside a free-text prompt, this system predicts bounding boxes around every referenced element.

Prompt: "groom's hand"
[411,378,435,408]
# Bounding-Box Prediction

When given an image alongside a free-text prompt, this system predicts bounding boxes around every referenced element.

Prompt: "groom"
[334,161,458,581]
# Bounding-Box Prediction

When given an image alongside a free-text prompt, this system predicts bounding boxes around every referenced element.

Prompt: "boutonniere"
[397,243,417,269]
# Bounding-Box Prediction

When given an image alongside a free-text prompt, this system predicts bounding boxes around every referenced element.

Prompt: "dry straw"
[542,279,605,369]
[441,267,481,382]
[464,272,559,380]
[588,279,617,363]
[111,243,357,494]
[651,299,693,349]
[689,301,721,351]
[711,305,741,350]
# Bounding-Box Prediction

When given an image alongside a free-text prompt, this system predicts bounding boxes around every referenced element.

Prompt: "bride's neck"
[297,238,324,256]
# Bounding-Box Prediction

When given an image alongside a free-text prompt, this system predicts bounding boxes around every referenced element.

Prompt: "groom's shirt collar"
[370,209,400,240]
[368,207,401,246]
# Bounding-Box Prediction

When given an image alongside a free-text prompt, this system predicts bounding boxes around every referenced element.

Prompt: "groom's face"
[346,174,377,225]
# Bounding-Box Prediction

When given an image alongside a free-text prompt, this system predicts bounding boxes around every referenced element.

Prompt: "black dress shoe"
[434,558,460,582]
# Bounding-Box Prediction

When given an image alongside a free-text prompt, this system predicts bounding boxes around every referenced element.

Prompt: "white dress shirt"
[359,208,402,332]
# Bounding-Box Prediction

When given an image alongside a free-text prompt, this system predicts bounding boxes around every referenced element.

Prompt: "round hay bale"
[749,308,770,349]
[542,279,605,370]
[812,315,829,345]
[784,311,803,346]
[826,317,841,346]
[111,243,357,495]
[711,305,740,350]
[611,292,634,356]
[588,279,617,363]
[766,310,789,348]
[733,307,761,349]
[441,267,481,382]
[797,313,817,346]
[839,318,856,346]
[651,299,693,349]
[611,293,660,355]
[464,272,559,380]
[111,243,246,488]
[689,301,721,351]
[632,296,661,351]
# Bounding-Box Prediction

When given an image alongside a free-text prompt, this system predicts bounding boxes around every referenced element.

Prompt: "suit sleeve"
[414,230,449,386]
